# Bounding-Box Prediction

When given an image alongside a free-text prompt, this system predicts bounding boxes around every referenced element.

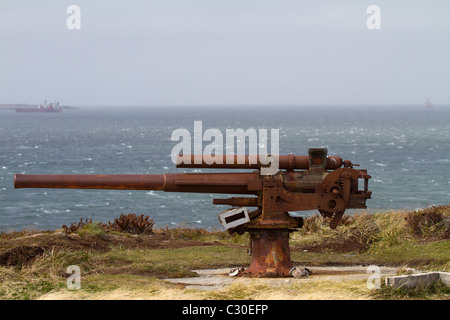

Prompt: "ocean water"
[0,105,449,232]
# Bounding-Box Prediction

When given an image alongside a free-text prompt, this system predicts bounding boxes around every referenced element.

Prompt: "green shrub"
[77,222,105,238]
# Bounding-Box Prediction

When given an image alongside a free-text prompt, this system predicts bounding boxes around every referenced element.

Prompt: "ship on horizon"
[15,100,62,113]
[423,97,433,108]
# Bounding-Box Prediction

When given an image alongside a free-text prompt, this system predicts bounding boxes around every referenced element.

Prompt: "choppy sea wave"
[0,105,449,232]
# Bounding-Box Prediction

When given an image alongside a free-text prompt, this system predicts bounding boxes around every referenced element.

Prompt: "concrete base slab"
[386,272,450,289]
[438,272,450,286]
[163,266,399,291]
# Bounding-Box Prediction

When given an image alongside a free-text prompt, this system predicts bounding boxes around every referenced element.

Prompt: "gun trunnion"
[14,148,371,277]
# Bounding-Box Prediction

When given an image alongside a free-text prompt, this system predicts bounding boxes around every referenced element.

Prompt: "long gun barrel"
[14,172,258,194]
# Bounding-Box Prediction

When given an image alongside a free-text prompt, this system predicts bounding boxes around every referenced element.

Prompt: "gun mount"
[14,148,371,277]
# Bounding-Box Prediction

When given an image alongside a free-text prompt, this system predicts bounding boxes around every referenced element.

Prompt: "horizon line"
[62,102,450,108]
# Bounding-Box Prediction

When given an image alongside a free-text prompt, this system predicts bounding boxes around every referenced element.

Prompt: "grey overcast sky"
[0,0,449,106]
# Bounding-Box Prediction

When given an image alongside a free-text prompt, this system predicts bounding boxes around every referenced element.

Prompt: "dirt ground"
[0,231,213,267]
[1,229,445,300]
[0,229,368,268]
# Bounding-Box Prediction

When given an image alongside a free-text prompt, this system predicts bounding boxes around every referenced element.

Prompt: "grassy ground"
[0,205,449,300]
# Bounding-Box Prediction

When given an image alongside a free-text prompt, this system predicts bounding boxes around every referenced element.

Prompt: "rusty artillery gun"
[14,148,371,277]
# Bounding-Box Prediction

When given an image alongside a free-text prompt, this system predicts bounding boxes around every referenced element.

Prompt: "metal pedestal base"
[243,228,293,277]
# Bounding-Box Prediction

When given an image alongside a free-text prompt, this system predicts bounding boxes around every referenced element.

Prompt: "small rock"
[289,266,311,278]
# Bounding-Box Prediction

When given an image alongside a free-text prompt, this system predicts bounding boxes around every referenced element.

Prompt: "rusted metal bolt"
[341,172,351,179]
[331,187,340,195]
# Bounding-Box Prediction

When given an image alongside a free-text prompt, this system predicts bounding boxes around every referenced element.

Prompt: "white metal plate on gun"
[218,207,250,229]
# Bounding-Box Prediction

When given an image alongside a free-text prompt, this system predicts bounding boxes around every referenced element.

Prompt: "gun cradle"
[215,164,371,232]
